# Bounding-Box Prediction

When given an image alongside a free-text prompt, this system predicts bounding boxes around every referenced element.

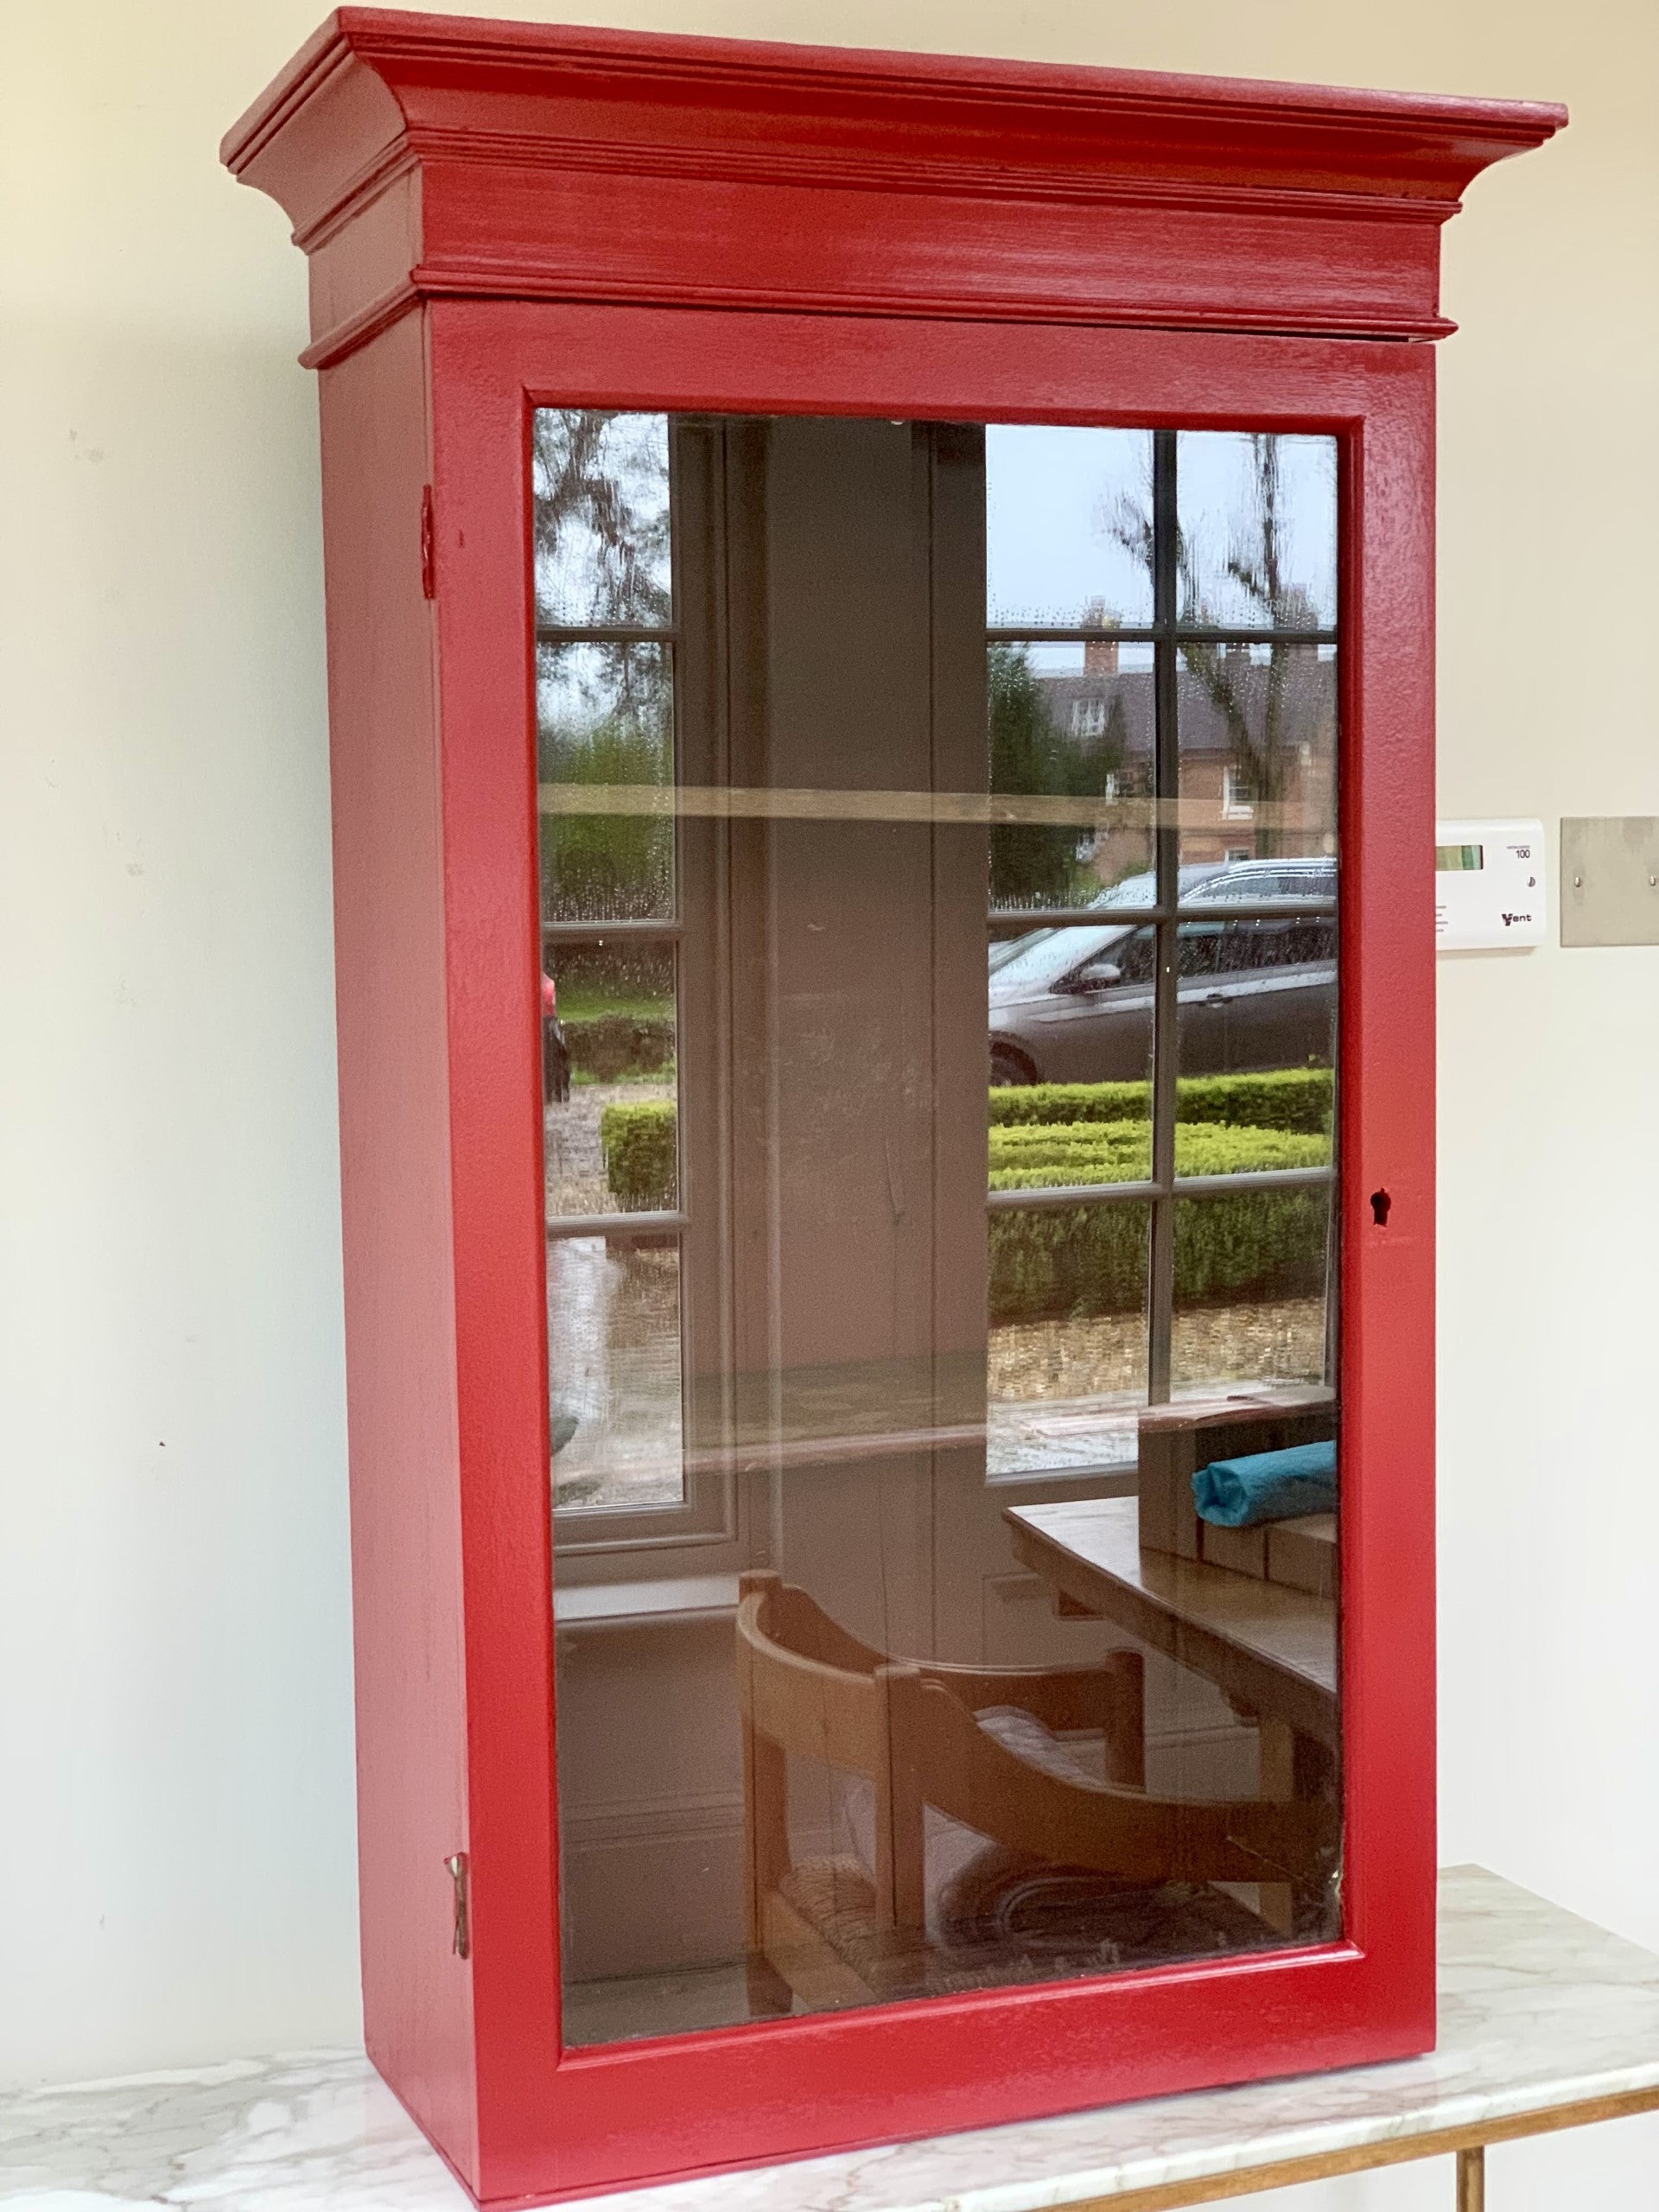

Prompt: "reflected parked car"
[988,862,1228,978]
[988,857,1337,1086]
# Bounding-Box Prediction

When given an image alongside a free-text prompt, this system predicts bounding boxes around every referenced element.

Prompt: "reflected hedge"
[988,1122,1328,1321]
[989,1067,1332,1137]
[600,1098,1331,1317]
[599,1100,677,1212]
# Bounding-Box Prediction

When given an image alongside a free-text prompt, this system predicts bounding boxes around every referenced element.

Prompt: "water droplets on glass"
[1177,433,1337,632]
[534,410,672,631]
[987,426,1155,630]
[538,642,675,923]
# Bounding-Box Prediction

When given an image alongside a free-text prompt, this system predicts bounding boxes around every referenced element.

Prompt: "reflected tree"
[538,663,675,923]
[988,643,1125,909]
[1103,437,1325,860]
[535,410,676,921]
[532,409,671,629]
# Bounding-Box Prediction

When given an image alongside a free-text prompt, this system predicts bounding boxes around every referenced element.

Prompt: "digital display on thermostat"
[1435,843,1484,872]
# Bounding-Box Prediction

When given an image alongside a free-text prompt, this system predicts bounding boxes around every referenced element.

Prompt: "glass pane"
[1177,432,1337,632]
[549,1236,684,1511]
[543,944,677,1217]
[1170,1188,1335,1402]
[989,921,1155,1169]
[987,424,1155,628]
[988,640,1154,918]
[1163,1174,1340,1950]
[988,1198,1148,1478]
[546,411,1340,2051]
[533,409,671,630]
[538,642,674,923]
[1176,643,1337,873]
[1171,912,1338,1154]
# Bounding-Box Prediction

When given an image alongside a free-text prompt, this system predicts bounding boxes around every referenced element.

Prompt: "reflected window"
[988,430,1337,1472]
[537,413,684,1516]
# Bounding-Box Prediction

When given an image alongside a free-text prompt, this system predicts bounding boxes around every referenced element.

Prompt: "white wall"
[3,1,1657,2203]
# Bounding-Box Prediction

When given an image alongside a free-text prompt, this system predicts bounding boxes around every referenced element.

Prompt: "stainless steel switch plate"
[1560,817,1659,946]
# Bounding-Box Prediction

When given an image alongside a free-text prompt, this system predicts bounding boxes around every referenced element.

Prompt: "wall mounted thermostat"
[1434,818,1546,950]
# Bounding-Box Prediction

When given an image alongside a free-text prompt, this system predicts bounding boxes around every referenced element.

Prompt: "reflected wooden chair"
[735,1568,1338,2015]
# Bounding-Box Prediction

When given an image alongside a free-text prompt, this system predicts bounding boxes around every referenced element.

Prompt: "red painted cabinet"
[223,16,1561,2202]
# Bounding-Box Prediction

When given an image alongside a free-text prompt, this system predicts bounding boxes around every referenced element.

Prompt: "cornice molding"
[224,9,1567,366]
[296,125,1465,257]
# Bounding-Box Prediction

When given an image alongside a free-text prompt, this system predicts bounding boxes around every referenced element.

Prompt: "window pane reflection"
[538,643,675,924]
[1176,643,1337,873]
[987,425,1154,629]
[1177,432,1337,632]
[543,944,677,1218]
[1171,1185,1333,1390]
[989,922,1156,1122]
[989,640,1154,916]
[988,1199,1148,1478]
[533,410,672,630]
[549,1237,685,1511]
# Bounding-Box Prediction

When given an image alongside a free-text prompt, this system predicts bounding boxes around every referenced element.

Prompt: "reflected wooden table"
[1004,1492,1338,1939]
[1003,1493,1338,1751]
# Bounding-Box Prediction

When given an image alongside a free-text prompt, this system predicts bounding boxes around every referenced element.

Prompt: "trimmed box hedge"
[989,1067,1332,1136]
[599,1099,677,1211]
[989,1122,1329,1322]
[564,1013,675,1083]
[601,1099,1331,1317]
[988,1120,1326,1185]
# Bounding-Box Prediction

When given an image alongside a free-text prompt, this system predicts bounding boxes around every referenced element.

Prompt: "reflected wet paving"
[548,1077,683,1511]
[988,1295,1325,1477]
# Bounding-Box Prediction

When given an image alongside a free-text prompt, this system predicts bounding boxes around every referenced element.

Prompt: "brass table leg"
[1457,2145,1484,2210]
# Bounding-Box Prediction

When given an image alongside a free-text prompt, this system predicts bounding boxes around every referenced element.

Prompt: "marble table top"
[6,1868,1659,2212]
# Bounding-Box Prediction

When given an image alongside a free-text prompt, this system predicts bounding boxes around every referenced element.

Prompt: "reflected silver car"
[988,858,1337,1086]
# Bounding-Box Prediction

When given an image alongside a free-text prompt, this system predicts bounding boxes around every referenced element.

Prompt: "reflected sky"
[987,426,1154,628]
[987,426,1337,636]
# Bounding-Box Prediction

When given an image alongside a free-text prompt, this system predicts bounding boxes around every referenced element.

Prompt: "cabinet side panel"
[429,321,563,2202]
[320,311,480,2187]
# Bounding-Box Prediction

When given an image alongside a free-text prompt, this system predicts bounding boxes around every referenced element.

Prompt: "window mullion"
[1147,429,1180,1408]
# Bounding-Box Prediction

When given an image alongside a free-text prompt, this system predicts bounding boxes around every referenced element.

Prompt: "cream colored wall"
[3,0,1657,2203]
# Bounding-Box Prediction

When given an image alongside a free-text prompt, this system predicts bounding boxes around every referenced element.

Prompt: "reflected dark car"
[988,861,1229,978]
[988,858,1337,1086]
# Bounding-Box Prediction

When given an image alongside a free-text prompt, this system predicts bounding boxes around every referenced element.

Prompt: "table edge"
[1041,2083,1659,2211]
[1002,1497,1338,1746]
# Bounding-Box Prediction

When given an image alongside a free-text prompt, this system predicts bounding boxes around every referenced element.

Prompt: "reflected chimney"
[1082,597,1119,676]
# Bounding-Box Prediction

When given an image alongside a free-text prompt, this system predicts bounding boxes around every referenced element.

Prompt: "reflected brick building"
[1031,629,1336,888]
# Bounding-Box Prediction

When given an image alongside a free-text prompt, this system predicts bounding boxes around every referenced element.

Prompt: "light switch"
[1560,817,1659,946]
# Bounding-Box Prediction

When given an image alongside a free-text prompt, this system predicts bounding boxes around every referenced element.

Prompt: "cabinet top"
[223,9,1566,367]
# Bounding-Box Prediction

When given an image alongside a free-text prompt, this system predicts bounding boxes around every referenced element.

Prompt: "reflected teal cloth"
[1192,1440,1337,1529]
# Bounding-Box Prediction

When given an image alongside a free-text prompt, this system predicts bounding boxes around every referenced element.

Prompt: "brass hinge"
[421,485,436,601]
[445,1851,470,1960]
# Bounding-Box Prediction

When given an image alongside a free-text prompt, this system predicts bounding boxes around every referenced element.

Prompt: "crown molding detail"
[224,10,1566,366]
